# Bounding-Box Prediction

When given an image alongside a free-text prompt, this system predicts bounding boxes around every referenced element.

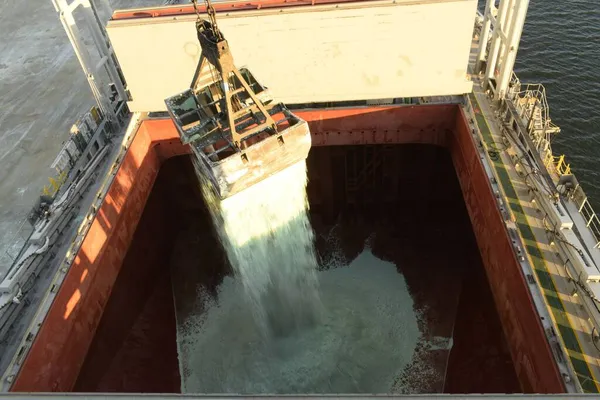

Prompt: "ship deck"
[466,39,600,392]
[0,0,157,281]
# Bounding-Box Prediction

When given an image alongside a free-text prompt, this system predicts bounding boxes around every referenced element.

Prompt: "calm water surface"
[514,1,600,206]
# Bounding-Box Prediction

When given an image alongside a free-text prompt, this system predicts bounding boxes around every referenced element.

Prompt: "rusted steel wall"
[73,159,181,392]
[303,105,455,147]
[449,109,565,393]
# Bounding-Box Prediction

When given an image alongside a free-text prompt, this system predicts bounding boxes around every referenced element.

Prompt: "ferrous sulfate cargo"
[180,160,422,393]
[180,248,420,393]
[198,160,322,335]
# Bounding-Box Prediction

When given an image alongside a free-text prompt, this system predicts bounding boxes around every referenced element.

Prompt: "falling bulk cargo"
[163,1,321,349]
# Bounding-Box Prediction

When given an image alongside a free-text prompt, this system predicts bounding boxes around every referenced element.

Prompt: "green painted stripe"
[469,93,599,393]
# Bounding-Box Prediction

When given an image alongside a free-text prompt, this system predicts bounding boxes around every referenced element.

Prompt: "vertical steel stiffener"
[164,0,311,199]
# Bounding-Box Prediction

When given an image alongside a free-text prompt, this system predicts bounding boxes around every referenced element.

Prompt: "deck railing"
[565,172,600,249]
[506,75,600,249]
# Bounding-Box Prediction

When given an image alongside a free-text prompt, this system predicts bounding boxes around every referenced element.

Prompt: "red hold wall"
[450,109,565,393]
[11,105,563,393]
[305,104,456,147]
[72,157,182,392]
[10,120,187,392]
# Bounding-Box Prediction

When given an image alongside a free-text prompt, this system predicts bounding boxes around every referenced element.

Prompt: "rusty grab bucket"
[164,78,311,199]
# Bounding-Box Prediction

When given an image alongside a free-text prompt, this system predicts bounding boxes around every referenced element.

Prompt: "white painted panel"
[107,0,476,112]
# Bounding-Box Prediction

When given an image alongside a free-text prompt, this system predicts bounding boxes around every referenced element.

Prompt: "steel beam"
[51,0,127,130]
[483,0,511,90]
[475,0,495,74]
[495,0,530,99]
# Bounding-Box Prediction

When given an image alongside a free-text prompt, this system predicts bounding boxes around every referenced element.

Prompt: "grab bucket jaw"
[165,82,311,200]
[194,113,310,200]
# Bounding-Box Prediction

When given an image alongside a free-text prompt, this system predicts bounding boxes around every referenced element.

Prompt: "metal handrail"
[571,182,600,248]
[512,83,556,133]
[494,63,600,247]
[508,78,600,249]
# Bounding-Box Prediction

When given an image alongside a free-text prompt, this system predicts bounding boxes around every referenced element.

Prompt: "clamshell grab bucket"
[164,18,311,199]
[165,87,311,199]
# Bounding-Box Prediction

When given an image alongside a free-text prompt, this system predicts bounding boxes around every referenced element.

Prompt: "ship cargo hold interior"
[5,0,568,395]
[73,123,519,392]
[10,105,562,394]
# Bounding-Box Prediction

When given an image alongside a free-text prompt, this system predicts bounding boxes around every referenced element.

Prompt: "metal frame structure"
[163,0,312,199]
[191,16,277,148]
[51,0,128,130]
[476,0,530,100]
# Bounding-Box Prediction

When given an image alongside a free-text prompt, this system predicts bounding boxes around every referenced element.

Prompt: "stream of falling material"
[197,161,322,335]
